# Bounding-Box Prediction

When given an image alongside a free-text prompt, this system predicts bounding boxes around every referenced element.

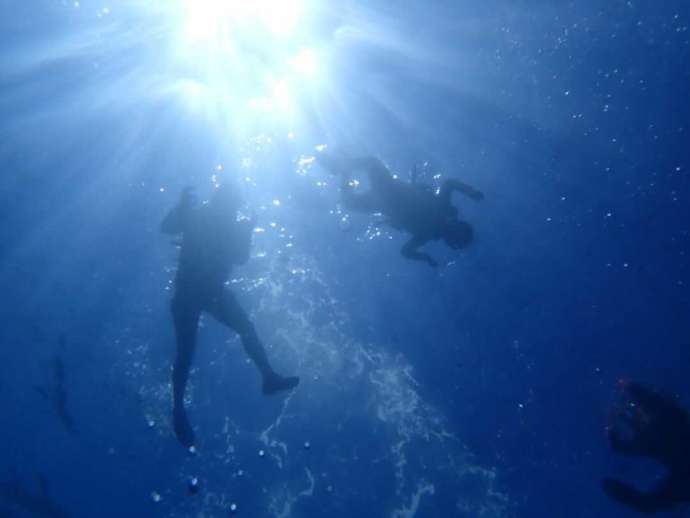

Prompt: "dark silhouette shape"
[603,380,690,514]
[162,185,299,448]
[0,474,71,518]
[317,152,483,268]
[35,335,74,433]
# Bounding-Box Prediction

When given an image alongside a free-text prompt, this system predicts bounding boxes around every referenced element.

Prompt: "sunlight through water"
[168,0,323,131]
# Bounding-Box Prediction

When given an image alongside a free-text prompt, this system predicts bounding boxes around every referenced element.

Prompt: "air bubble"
[188,477,199,495]
[338,214,351,232]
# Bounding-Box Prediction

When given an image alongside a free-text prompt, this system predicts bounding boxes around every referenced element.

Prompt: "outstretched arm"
[161,187,194,235]
[401,236,437,268]
[440,179,484,204]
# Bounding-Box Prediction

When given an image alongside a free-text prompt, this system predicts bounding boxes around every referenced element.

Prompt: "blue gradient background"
[1,1,689,517]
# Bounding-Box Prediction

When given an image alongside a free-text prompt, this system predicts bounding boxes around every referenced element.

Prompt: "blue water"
[1,1,689,517]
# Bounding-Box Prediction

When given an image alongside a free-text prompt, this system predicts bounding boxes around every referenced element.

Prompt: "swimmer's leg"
[208,292,299,395]
[171,296,200,447]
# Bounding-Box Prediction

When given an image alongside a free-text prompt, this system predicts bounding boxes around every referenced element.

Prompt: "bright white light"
[289,47,317,77]
[164,0,324,131]
[183,0,305,42]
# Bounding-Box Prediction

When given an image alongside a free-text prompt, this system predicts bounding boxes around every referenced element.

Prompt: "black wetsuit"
[603,382,690,514]
[162,193,298,447]
[320,155,477,266]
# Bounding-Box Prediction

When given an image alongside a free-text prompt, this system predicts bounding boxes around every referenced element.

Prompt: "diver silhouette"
[603,380,690,514]
[161,185,299,448]
[317,152,483,267]
[34,335,74,433]
[0,473,71,518]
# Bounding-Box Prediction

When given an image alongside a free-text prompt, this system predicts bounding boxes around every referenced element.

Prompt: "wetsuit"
[162,191,298,447]
[603,382,690,514]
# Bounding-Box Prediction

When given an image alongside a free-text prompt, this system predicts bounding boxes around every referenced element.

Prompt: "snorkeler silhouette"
[317,152,483,267]
[162,185,299,448]
[0,473,71,518]
[603,380,690,514]
[35,335,74,433]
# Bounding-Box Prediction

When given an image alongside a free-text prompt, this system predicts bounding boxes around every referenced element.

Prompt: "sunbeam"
[163,0,324,132]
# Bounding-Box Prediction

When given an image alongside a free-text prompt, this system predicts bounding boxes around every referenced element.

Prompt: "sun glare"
[183,0,305,40]
[170,0,319,130]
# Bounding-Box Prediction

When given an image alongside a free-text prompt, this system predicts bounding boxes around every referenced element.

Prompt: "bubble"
[147,420,155,428]
[237,469,244,477]
[188,445,197,455]
[338,214,352,232]
[151,491,162,503]
[229,502,238,513]
[303,441,311,450]
[188,477,199,495]
[258,449,265,457]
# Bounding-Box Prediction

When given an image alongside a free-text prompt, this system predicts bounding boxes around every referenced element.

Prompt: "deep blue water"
[1,1,689,517]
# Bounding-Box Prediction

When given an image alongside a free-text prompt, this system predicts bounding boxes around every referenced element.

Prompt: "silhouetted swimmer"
[317,152,483,268]
[35,335,74,433]
[603,380,690,514]
[0,474,71,518]
[162,184,299,448]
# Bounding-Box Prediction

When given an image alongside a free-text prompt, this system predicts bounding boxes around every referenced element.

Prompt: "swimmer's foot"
[263,374,300,396]
[173,405,195,448]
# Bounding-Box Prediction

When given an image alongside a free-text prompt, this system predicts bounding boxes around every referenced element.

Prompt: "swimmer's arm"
[440,179,484,204]
[161,188,194,234]
[401,236,437,268]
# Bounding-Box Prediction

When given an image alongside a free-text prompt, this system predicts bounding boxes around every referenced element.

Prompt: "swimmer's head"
[442,220,474,250]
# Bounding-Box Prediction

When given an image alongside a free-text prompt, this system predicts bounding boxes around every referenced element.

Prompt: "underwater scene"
[1,1,689,516]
